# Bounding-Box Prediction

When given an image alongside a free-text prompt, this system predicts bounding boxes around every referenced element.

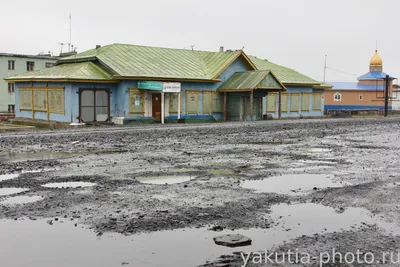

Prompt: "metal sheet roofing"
[248,55,320,85]
[58,44,245,80]
[218,71,284,91]
[358,71,395,81]
[5,62,114,82]
[329,82,385,91]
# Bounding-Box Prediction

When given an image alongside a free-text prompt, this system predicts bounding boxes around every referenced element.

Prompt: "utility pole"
[323,55,327,83]
[384,75,390,117]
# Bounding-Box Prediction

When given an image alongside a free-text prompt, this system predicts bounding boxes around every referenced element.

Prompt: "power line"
[325,67,359,77]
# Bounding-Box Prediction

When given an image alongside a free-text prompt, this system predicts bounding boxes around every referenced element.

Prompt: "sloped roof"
[248,56,320,85]
[58,44,250,81]
[5,62,115,82]
[218,71,284,91]
[358,71,395,81]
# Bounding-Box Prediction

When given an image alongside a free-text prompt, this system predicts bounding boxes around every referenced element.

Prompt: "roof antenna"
[376,40,378,51]
[69,12,72,52]
[241,46,245,50]
[190,45,195,51]
[323,55,328,83]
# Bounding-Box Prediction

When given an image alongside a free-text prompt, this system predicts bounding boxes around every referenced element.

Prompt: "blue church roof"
[329,82,385,91]
[358,71,395,81]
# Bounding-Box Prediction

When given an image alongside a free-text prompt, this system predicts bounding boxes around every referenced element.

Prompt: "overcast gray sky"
[1,0,398,82]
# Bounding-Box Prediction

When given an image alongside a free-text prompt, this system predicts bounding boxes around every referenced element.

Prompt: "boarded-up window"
[130,89,144,114]
[186,91,198,114]
[18,88,64,114]
[49,90,65,114]
[267,93,276,112]
[212,92,223,112]
[33,90,47,111]
[313,92,322,110]
[19,90,32,110]
[169,93,179,113]
[290,93,300,112]
[301,92,310,111]
[281,93,289,112]
[202,92,212,114]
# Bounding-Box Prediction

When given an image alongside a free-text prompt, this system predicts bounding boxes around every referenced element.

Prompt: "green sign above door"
[138,81,163,91]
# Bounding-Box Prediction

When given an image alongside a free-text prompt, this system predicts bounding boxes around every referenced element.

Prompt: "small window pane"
[212,92,223,112]
[202,92,212,114]
[186,91,198,114]
[130,90,144,114]
[267,93,276,112]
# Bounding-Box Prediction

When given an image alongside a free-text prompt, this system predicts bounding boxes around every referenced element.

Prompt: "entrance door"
[79,89,110,123]
[152,93,161,121]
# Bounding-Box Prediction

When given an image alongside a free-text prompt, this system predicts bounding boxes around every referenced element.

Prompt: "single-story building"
[325,50,396,111]
[5,44,327,124]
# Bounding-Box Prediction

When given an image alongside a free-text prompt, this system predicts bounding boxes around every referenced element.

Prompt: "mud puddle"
[241,174,345,195]
[0,188,29,196]
[0,203,381,267]
[1,195,44,205]
[136,176,193,185]
[42,182,97,189]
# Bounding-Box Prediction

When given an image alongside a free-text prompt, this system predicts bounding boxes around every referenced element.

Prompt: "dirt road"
[1,118,400,267]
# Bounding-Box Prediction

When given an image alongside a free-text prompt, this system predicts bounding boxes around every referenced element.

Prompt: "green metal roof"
[248,56,320,85]
[218,71,284,91]
[5,62,114,82]
[58,44,246,80]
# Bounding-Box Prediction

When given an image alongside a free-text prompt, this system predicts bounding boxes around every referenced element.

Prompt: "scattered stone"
[213,234,252,247]
[208,225,224,232]
[46,220,53,225]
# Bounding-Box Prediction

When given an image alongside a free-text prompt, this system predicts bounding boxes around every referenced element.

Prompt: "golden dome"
[370,50,383,66]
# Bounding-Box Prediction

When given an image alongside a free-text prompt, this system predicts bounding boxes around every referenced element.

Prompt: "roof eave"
[4,78,118,84]
[114,76,221,83]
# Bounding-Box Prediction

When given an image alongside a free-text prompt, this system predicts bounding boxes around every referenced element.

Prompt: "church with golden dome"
[325,50,395,111]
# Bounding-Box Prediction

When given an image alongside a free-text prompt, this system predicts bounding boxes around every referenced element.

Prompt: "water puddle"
[299,147,332,153]
[208,169,235,175]
[136,176,193,185]
[1,195,44,205]
[0,174,19,182]
[241,174,345,195]
[0,188,29,196]
[168,168,196,173]
[0,204,384,267]
[42,182,97,189]
[0,151,80,162]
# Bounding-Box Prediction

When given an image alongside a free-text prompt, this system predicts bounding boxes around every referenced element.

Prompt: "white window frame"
[334,92,342,102]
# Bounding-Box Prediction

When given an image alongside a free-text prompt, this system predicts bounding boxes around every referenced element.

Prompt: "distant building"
[0,53,59,112]
[5,44,326,124]
[325,50,395,111]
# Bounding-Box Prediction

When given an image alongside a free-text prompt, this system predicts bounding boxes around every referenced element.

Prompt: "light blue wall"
[264,87,325,119]
[325,105,392,110]
[14,82,118,123]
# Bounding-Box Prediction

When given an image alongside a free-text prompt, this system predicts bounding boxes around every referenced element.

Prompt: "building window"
[313,92,323,110]
[266,93,277,112]
[8,105,15,113]
[45,62,54,68]
[8,83,15,93]
[27,61,35,71]
[359,95,363,100]
[301,92,311,111]
[129,89,144,114]
[281,93,289,112]
[186,91,199,114]
[8,60,15,70]
[334,92,342,102]
[290,93,300,112]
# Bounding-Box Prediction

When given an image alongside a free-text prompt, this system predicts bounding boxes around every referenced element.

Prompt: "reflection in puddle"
[137,176,193,185]
[0,188,29,196]
[208,169,235,175]
[0,204,380,267]
[42,182,97,189]
[270,203,373,233]
[1,195,44,205]
[241,174,344,195]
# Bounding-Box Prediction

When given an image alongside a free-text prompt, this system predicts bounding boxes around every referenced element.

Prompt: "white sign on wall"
[163,82,181,93]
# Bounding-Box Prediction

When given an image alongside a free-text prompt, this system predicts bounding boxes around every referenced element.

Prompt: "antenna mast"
[323,55,328,83]
[69,12,72,52]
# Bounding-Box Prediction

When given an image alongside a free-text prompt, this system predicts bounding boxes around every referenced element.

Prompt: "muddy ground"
[1,118,400,266]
